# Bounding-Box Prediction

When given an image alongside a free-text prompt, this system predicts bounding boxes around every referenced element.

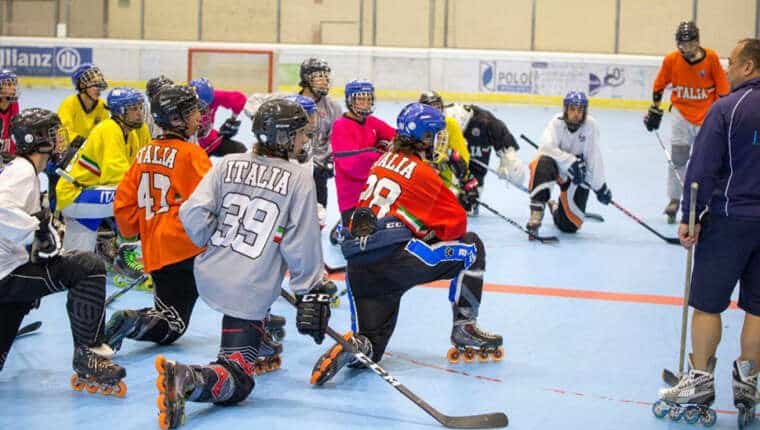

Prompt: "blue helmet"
[396,102,445,140]
[345,79,375,116]
[71,63,107,91]
[189,77,214,106]
[284,94,317,115]
[107,87,145,129]
[0,69,17,87]
[563,91,588,132]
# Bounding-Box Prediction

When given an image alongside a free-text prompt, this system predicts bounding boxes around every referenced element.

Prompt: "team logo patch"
[471,127,481,137]
[445,247,454,257]
[699,70,706,78]
[579,134,586,142]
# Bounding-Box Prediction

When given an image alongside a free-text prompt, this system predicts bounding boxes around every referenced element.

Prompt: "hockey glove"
[219,117,241,139]
[496,147,526,185]
[568,158,587,185]
[595,183,612,205]
[644,105,663,132]
[314,156,334,179]
[31,209,62,263]
[458,177,480,211]
[448,151,468,182]
[296,285,332,345]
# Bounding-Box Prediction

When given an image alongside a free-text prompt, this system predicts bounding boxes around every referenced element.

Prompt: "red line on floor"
[328,273,739,309]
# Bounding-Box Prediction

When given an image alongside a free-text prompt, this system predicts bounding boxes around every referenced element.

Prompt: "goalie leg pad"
[553,182,589,233]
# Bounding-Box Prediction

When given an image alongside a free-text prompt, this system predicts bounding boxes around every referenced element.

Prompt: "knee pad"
[460,232,486,271]
[671,144,690,167]
[151,298,192,345]
[553,183,589,233]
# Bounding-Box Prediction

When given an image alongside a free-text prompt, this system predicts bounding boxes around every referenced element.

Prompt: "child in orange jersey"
[105,85,211,351]
[643,21,729,223]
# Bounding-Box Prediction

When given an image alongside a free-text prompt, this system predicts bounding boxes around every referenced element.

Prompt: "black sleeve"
[480,108,518,152]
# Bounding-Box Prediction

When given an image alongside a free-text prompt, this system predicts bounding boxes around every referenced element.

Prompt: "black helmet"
[11,108,66,156]
[675,21,699,43]
[146,75,174,102]
[151,84,200,137]
[252,98,309,160]
[418,91,444,111]
[299,58,331,97]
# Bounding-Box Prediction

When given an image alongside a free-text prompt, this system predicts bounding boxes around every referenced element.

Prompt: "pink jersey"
[0,102,19,154]
[199,89,247,153]
[331,114,396,212]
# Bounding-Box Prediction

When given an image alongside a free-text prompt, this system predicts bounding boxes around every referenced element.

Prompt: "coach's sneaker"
[310,331,373,386]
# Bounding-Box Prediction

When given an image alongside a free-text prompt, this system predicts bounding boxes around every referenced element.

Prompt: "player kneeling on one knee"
[151,98,330,429]
[310,103,504,387]
[527,91,611,235]
[0,108,126,396]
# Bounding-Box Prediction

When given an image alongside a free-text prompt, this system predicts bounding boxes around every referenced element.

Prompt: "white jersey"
[537,114,606,191]
[179,153,323,321]
[0,158,41,279]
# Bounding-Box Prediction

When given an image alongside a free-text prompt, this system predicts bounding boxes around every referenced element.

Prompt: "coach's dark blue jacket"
[682,77,760,223]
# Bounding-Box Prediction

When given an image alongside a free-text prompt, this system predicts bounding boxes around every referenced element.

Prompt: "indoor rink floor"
[0,89,751,430]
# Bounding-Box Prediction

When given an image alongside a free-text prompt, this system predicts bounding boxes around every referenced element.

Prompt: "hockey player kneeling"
[151,99,329,429]
[311,103,503,387]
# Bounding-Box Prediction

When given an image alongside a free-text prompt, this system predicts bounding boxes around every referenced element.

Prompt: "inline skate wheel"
[702,409,716,427]
[446,348,460,363]
[652,400,668,419]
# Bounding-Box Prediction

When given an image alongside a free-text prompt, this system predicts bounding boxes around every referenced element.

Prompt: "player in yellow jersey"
[57,87,150,270]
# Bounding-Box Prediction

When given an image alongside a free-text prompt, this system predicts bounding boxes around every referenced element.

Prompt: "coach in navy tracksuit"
[679,39,760,385]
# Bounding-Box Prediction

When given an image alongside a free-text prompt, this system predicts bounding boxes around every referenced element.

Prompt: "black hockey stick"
[468,158,604,223]
[519,135,680,245]
[16,321,42,338]
[105,274,150,306]
[477,201,559,244]
[333,147,381,158]
[280,290,508,429]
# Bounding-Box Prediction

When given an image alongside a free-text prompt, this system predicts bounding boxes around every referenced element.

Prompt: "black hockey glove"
[644,105,663,132]
[595,183,612,205]
[219,117,241,139]
[568,158,587,185]
[314,156,334,179]
[296,284,332,344]
[375,139,393,153]
[31,208,62,263]
[458,177,480,211]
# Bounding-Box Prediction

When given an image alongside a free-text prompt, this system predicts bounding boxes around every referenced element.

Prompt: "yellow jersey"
[57,94,109,143]
[439,115,471,187]
[56,118,151,210]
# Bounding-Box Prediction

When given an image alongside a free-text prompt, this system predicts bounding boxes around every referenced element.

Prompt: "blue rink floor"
[0,90,752,430]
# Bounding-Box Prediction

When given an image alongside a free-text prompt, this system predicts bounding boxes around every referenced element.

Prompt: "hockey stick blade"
[105,274,150,306]
[585,213,605,223]
[280,290,509,428]
[16,321,42,338]
[477,201,558,244]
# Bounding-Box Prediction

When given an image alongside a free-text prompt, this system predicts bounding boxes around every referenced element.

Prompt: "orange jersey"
[114,138,212,273]
[358,151,466,241]
[653,48,729,125]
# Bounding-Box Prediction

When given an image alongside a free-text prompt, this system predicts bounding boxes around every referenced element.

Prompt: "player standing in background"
[526,91,612,237]
[311,103,502,387]
[145,75,174,138]
[152,99,329,429]
[330,79,395,230]
[0,69,20,166]
[105,85,212,356]
[0,108,126,396]
[445,101,524,215]
[297,58,342,213]
[56,88,150,282]
[189,77,247,156]
[643,21,729,223]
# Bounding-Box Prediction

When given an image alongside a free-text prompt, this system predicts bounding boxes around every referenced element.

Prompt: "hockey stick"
[280,290,508,429]
[519,135,680,245]
[105,274,150,306]
[468,158,604,223]
[16,321,42,338]
[662,182,698,385]
[654,131,684,187]
[477,201,558,244]
[333,147,380,158]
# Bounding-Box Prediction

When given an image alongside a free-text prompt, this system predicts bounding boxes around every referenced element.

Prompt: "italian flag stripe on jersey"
[273,226,285,243]
[78,154,101,176]
[397,205,425,233]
